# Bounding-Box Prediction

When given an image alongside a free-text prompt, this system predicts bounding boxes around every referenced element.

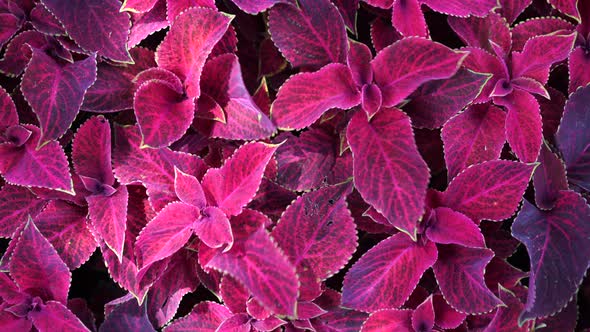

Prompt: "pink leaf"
[392,0,427,37]
[195,206,233,250]
[423,0,498,16]
[426,207,485,248]
[21,49,97,145]
[41,0,132,62]
[341,233,438,312]
[460,47,507,103]
[72,116,114,186]
[174,167,206,208]
[347,109,429,239]
[201,142,278,216]
[268,0,347,68]
[497,0,533,23]
[87,186,128,262]
[347,40,373,87]
[271,63,361,130]
[442,160,536,222]
[35,201,97,270]
[442,103,507,180]
[372,38,466,108]
[134,80,195,148]
[10,219,70,304]
[361,309,413,332]
[205,209,298,317]
[128,1,169,48]
[231,0,292,14]
[135,202,198,268]
[512,191,590,322]
[29,301,90,332]
[121,0,159,13]
[165,0,216,22]
[272,183,356,300]
[156,7,233,98]
[433,244,502,314]
[0,185,47,238]
[412,296,434,332]
[164,302,231,332]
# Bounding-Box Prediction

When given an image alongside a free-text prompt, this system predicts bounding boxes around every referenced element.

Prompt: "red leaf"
[442,160,536,222]
[424,0,498,16]
[342,233,438,312]
[347,109,429,239]
[549,0,581,21]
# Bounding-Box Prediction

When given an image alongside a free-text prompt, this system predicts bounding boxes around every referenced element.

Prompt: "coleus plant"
[1,0,590,331]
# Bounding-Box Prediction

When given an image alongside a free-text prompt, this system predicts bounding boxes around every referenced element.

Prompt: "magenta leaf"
[231,0,292,14]
[135,202,199,269]
[164,301,231,332]
[511,18,574,52]
[87,186,128,262]
[268,0,347,68]
[392,0,427,37]
[512,190,590,322]
[537,297,578,332]
[442,103,507,180]
[165,0,216,22]
[72,116,114,186]
[0,185,47,238]
[569,47,590,94]
[41,0,132,62]
[21,49,97,146]
[405,68,490,129]
[174,167,206,208]
[205,209,298,317]
[156,7,233,98]
[548,0,580,21]
[0,31,56,77]
[342,233,438,312]
[99,295,155,332]
[556,84,590,191]
[29,301,90,332]
[412,296,434,332]
[271,63,361,130]
[448,13,511,55]
[332,0,359,33]
[426,207,485,248]
[370,18,401,52]
[272,183,357,300]
[423,0,498,16]
[201,142,278,216]
[494,90,542,163]
[433,294,466,329]
[195,206,233,250]
[497,0,533,23]
[361,309,412,331]
[0,125,74,194]
[533,144,568,210]
[128,1,169,48]
[347,109,429,239]
[134,80,195,148]
[371,38,466,108]
[35,200,97,270]
[442,160,536,222]
[0,86,18,132]
[433,244,502,314]
[10,219,70,304]
[0,13,21,49]
[121,0,159,13]
[483,286,530,332]
[274,129,337,191]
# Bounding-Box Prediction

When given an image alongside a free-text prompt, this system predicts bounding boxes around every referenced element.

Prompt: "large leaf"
[371,38,466,108]
[205,209,298,317]
[134,80,195,148]
[361,309,412,332]
[271,63,361,130]
[156,7,233,98]
[164,302,232,332]
[201,142,278,216]
[433,244,502,314]
[99,295,155,332]
[41,0,132,62]
[442,103,506,180]
[556,84,590,191]
[87,186,129,262]
[10,219,70,304]
[0,185,47,238]
[347,109,429,239]
[512,190,590,322]
[442,160,535,222]
[341,233,438,312]
[268,0,347,68]
[272,183,356,300]
[194,206,233,250]
[405,68,490,129]
[35,201,97,270]
[72,116,114,186]
[21,49,97,146]
[30,301,90,332]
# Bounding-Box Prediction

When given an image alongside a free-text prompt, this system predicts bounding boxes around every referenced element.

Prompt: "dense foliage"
[1,0,589,331]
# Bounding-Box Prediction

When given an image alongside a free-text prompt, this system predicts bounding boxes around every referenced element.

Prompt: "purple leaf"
[533,144,568,210]
[174,167,206,208]
[21,49,97,146]
[347,109,429,239]
[87,186,129,262]
[272,183,356,300]
[341,233,438,312]
[548,0,580,21]
[347,40,373,87]
[556,84,590,191]
[433,244,502,314]
[135,202,199,269]
[274,129,337,191]
[10,219,70,304]
[0,13,21,49]
[156,7,233,98]
[30,4,64,35]
[494,90,543,163]
[0,86,18,132]
[72,116,114,186]
[231,0,292,14]
[0,31,56,77]
[412,296,434,332]
[372,37,466,108]
[448,13,511,55]
[195,206,233,250]
[442,103,507,180]
[164,302,231,332]
[271,63,361,130]
[392,0,427,37]
[497,0,533,23]
[512,191,590,322]
[361,309,412,331]
[128,0,169,48]
[30,301,90,332]
[99,295,155,332]
[370,18,401,53]
[426,207,485,248]
[35,201,97,270]
[423,0,498,16]
[41,0,132,62]
[442,160,536,222]
[268,0,347,68]
[332,0,359,34]
[405,68,490,129]
[0,185,47,238]
[511,18,574,52]
[483,286,530,332]
[433,294,466,329]
[201,142,278,216]
[134,80,195,148]
[205,209,298,317]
